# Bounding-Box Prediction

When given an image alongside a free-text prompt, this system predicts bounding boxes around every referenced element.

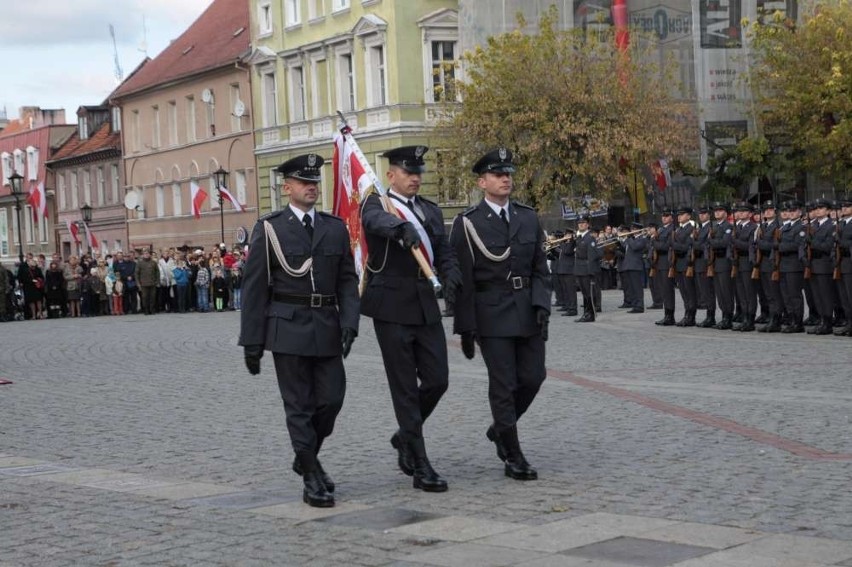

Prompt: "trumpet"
[595,227,650,248]
[543,233,573,252]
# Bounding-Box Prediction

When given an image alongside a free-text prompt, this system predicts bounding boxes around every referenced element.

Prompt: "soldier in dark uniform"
[731,202,758,331]
[672,207,697,326]
[360,145,461,493]
[451,147,550,481]
[555,229,578,316]
[645,223,663,309]
[802,202,820,325]
[755,201,783,332]
[620,222,648,313]
[694,206,716,327]
[573,216,597,322]
[239,154,359,508]
[707,202,735,329]
[652,210,676,326]
[835,196,852,336]
[778,201,806,333]
[806,198,836,335]
[547,231,564,308]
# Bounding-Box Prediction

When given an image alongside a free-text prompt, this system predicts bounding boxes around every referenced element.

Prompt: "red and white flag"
[191,181,208,219]
[218,185,244,212]
[332,132,373,281]
[652,159,671,191]
[84,223,99,250]
[26,181,47,222]
[66,219,80,244]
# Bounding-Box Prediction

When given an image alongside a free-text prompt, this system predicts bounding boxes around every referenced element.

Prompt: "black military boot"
[655,309,675,326]
[803,313,819,326]
[759,314,782,333]
[732,309,743,324]
[296,451,334,508]
[698,309,716,328]
[676,310,696,327]
[292,456,335,493]
[715,313,733,330]
[809,317,833,335]
[781,318,805,333]
[575,307,595,322]
[754,312,769,325]
[409,438,448,492]
[486,424,507,462]
[499,427,538,481]
[737,313,755,332]
[833,323,852,337]
[390,431,415,476]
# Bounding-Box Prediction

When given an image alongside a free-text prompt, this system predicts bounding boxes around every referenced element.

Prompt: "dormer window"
[79,116,89,140]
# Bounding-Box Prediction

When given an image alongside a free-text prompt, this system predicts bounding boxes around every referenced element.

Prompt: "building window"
[308,0,325,19]
[168,101,178,146]
[156,185,165,217]
[152,105,161,148]
[285,0,301,26]
[261,71,278,127]
[111,106,121,132]
[79,116,89,140]
[101,240,109,254]
[26,146,39,181]
[270,168,281,211]
[289,65,306,122]
[131,110,141,152]
[83,169,92,205]
[230,83,242,133]
[1,152,11,186]
[235,170,247,205]
[13,149,24,175]
[97,167,105,205]
[172,183,182,216]
[0,209,8,256]
[311,57,329,118]
[186,96,196,143]
[70,171,79,209]
[204,92,215,137]
[24,205,34,244]
[38,210,48,243]
[333,0,350,11]
[258,1,272,35]
[367,44,387,106]
[110,164,120,204]
[115,239,122,252]
[430,40,457,102]
[337,52,356,112]
[58,174,66,211]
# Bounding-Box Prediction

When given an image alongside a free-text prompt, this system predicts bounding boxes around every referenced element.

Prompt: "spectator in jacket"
[212,267,227,312]
[135,249,160,315]
[173,260,190,313]
[195,259,210,313]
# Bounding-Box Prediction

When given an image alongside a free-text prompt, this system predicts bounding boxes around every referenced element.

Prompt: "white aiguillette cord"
[264,220,316,290]
[462,216,511,263]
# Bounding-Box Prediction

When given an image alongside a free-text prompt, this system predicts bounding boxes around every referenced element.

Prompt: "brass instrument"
[595,227,651,248]
[543,233,573,252]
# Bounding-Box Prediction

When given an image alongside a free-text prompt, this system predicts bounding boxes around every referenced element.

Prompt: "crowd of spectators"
[0,244,245,322]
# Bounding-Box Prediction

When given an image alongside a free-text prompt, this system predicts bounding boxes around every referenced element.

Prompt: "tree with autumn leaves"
[436,6,698,211]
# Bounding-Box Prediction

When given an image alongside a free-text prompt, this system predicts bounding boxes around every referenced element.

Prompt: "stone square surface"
[180,489,299,510]
[402,542,549,567]
[390,515,520,542]
[252,500,372,521]
[0,464,77,477]
[635,522,764,549]
[317,506,444,530]
[562,536,715,566]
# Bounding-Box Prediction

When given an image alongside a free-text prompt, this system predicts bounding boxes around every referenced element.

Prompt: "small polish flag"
[218,185,244,212]
[191,181,208,219]
[84,223,99,249]
[65,219,80,244]
[26,181,48,221]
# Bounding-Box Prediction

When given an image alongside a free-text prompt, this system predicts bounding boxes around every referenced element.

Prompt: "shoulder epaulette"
[462,205,477,217]
[512,201,535,211]
[258,210,284,222]
[318,211,344,222]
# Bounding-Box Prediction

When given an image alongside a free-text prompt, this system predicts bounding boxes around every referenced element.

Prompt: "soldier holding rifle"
[707,202,735,329]
[695,205,717,327]
[835,196,852,337]
[652,210,676,326]
[755,201,784,332]
[671,206,697,326]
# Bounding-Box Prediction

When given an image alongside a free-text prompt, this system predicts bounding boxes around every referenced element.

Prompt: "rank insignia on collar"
[799,231,805,237]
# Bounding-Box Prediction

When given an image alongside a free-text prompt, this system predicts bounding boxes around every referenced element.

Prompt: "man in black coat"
[239,154,360,508]
[555,229,577,316]
[806,198,837,335]
[451,147,550,481]
[672,207,697,326]
[572,216,598,322]
[360,145,461,493]
[731,202,758,331]
[755,201,784,332]
[652,210,676,326]
[777,201,807,333]
[694,206,717,327]
[707,203,735,328]
[835,196,852,336]
[617,223,647,313]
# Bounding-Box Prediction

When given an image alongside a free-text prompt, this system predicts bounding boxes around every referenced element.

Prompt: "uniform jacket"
[839,218,852,274]
[707,220,733,273]
[672,221,695,273]
[573,232,598,276]
[620,236,647,272]
[238,208,359,356]
[360,193,458,326]
[809,218,836,275]
[732,221,757,272]
[555,239,575,275]
[756,218,781,273]
[652,223,674,270]
[451,199,550,338]
[695,221,712,273]
[777,219,806,273]
[134,258,160,287]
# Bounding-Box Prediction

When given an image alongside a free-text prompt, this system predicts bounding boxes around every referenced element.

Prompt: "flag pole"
[336,111,442,293]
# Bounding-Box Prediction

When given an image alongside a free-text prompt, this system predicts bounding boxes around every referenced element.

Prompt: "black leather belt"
[475,276,530,292]
[273,292,337,307]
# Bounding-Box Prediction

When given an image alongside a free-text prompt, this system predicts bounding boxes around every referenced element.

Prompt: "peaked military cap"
[661,209,674,217]
[676,206,693,215]
[696,204,711,214]
[276,153,324,182]
[382,145,428,174]
[733,201,753,212]
[472,147,516,175]
[838,195,852,207]
[630,222,644,230]
[711,201,731,213]
[760,200,777,211]
[812,197,832,209]
[577,214,591,223]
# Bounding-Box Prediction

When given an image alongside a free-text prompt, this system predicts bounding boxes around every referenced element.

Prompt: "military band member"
[695,206,717,327]
[778,201,807,333]
[451,147,550,481]
[547,231,565,308]
[645,223,663,309]
[707,202,735,329]
[731,202,758,331]
[620,222,648,313]
[672,207,697,326]
[755,201,783,332]
[239,154,360,508]
[555,229,578,317]
[360,145,461,493]
[573,216,598,322]
[806,198,836,335]
[835,196,852,337]
[652,210,676,326]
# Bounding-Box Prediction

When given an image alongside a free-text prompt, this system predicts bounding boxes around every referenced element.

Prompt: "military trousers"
[811,273,836,318]
[675,270,697,312]
[655,270,676,310]
[622,270,644,309]
[713,268,735,316]
[780,271,805,324]
[696,271,716,312]
[734,270,758,316]
[478,334,546,433]
[373,319,449,442]
[760,271,783,317]
[273,353,346,454]
[559,274,577,311]
[838,272,852,324]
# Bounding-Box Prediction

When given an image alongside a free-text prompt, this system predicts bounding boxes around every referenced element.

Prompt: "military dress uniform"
[451,148,550,481]
[707,203,735,329]
[239,154,359,508]
[573,220,598,322]
[731,203,758,331]
[778,201,806,332]
[652,213,676,326]
[694,209,717,327]
[556,231,578,316]
[835,197,852,336]
[671,208,697,326]
[807,199,837,335]
[755,203,784,332]
[360,145,460,492]
[620,224,648,313]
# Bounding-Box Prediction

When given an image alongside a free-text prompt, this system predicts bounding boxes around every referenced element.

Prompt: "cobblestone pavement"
[2,290,852,566]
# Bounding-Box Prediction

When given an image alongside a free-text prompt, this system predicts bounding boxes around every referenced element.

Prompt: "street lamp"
[80,203,93,253]
[213,166,229,246]
[8,172,25,265]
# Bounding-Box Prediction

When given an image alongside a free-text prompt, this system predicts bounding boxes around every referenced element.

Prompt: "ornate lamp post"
[80,203,93,253]
[8,172,25,265]
[213,166,229,246]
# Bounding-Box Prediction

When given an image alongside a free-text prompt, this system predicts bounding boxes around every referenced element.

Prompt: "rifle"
[731,223,739,278]
[771,226,781,282]
[667,225,676,279]
[686,224,697,278]
[834,218,843,281]
[804,222,813,280]
[707,222,716,278]
[751,222,762,280]
[649,247,658,278]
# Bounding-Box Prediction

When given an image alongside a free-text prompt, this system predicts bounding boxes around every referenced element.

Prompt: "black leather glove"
[244,345,263,375]
[461,331,477,360]
[341,327,356,359]
[536,308,550,342]
[443,271,462,305]
[397,222,421,249]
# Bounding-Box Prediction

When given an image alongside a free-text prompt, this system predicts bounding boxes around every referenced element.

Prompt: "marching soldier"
[360,145,461,493]
[778,201,807,333]
[645,223,663,309]
[573,216,597,322]
[731,202,758,331]
[652,210,676,326]
[707,202,735,329]
[451,147,550,481]
[835,196,852,337]
[239,154,360,508]
[672,206,697,326]
[556,229,578,317]
[756,201,784,332]
[806,198,836,335]
[802,202,820,326]
[695,206,717,327]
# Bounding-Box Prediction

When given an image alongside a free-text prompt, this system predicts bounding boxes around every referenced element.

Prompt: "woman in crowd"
[44,261,66,319]
[172,259,190,313]
[64,255,83,318]
[20,258,45,320]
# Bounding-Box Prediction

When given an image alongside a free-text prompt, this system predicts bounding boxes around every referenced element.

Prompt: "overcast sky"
[0,0,214,121]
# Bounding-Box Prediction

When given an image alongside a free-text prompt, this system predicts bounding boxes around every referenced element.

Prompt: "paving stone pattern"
[2,290,852,565]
